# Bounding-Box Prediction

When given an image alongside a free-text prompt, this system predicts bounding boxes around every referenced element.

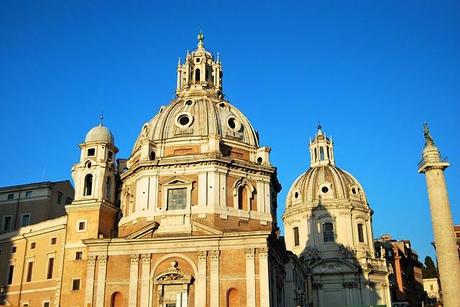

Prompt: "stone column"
[129,254,139,307]
[210,250,220,307]
[259,248,269,307]
[140,254,151,307]
[418,125,460,307]
[245,248,256,307]
[195,251,207,307]
[84,256,96,306]
[95,255,107,307]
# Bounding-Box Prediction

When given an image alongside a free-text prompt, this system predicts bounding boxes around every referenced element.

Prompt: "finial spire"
[99,113,104,126]
[423,122,434,146]
[197,29,204,49]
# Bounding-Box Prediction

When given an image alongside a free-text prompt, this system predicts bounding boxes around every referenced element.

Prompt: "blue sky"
[1,1,459,260]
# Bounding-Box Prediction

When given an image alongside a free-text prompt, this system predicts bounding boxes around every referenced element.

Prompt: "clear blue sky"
[1,1,459,261]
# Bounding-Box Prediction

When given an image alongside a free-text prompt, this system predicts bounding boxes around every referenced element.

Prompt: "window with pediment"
[154,261,193,307]
[161,178,193,212]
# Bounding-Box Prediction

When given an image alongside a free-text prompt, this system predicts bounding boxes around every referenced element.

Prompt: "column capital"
[98,255,107,265]
[258,247,268,259]
[88,255,97,266]
[198,251,208,261]
[141,253,151,264]
[210,250,220,261]
[245,248,255,259]
[130,254,140,264]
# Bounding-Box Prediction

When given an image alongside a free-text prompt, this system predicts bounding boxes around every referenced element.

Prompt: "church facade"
[0,34,394,307]
[0,35,304,307]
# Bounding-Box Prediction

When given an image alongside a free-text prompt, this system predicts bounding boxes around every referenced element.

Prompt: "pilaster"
[84,256,96,306]
[195,251,207,307]
[95,255,107,307]
[245,248,256,307]
[140,254,151,307]
[210,250,220,307]
[258,248,269,307]
[129,254,139,307]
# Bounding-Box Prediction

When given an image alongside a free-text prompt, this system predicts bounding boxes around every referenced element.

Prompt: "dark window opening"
[108,151,113,161]
[150,151,156,160]
[228,117,236,129]
[178,114,190,126]
[87,148,95,156]
[26,261,33,282]
[75,251,83,260]
[195,69,201,82]
[47,257,54,279]
[320,147,325,160]
[238,186,247,210]
[25,191,32,198]
[321,186,329,193]
[72,279,80,290]
[12,246,16,253]
[2,216,12,232]
[78,221,86,231]
[257,157,263,165]
[323,222,334,242]
[358,223,365,243]
[51,237,57,245]
[106,177,112,199]
[7,193,14,200]
[30,242,36,249]
[84,174,93,196]
[293,227,300,246]
[21,214,31,227]
[7,265,14,284]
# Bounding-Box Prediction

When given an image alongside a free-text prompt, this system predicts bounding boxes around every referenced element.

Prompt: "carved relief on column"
[258,248,269,307]
[96,255,108,307]
[129,254,140,307]
[196,251,208,307]
[140,254,151,307]
[210,250,220,307]
[245,248,256,307]
[85,256,97,306]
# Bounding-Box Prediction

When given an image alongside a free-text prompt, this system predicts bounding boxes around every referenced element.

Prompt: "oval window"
[175,113,193,128]
[321,186,329,193]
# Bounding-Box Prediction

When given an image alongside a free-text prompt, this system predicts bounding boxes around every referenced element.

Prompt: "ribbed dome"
[85,124,114,144]
[286,165,367,208]
[132,97,259,154]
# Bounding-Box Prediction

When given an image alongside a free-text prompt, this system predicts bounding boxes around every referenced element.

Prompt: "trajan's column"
[418,123,460,307]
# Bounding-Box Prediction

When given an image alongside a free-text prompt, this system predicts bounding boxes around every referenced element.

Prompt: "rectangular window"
[57,192,63,204]
[20,214,31,227]
[72,279,80,290]
[2,216,12,232]
[30,242,36,249]
[25,191,32,198]
[293,227,300,246]
[323,222,335,243]
[12,246,17,253]
[78,221,86,231]
[7,193,14,200]
[26,261,33,282]
[50,237,57,245]
[87,148,95,156]
[43,302,50,307]
[7,265,14,284]
[108,151,113,161]
[75,251,83,260]
[167,188,187,210]
[47,257,54,279]
[358,224,365,243]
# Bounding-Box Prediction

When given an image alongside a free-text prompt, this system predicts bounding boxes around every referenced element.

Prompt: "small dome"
[85,124,115,144]
[286,165,367,208]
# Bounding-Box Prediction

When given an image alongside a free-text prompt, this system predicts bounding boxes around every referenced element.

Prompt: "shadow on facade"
[298,206,384,307]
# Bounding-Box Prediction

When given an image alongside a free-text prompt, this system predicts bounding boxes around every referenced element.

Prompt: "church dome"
[286,165,367,208]
[285,126,368,208]
[132,97,259,152]
[85,124,114,144]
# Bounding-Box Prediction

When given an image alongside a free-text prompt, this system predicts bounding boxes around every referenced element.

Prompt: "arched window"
[327,147,330,159]
[110,292,123,307]
[195,68,201,82]
[227,288,240,307]
[323,222,334,242]
[237,186,247,210]
[320,147,325,160]
[106,177,112,199]
[84,174,93,196]
[205,68,210,81]
[358,223,365,243]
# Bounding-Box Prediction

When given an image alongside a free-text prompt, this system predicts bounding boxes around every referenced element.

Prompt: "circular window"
[294,191,299,198]
[227,116,241,131]
[185,100,193,106]
[352,187,357,195]
[321,186,329,193]
[175,112,193,128]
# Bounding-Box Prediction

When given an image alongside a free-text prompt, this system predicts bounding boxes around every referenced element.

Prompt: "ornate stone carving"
[210,250,220,261]
[245,248,255,259]
[299,246,320,269]
[88,256,97,266]
[198,251,207,261]
[338,244,357,259]
[258,248,268,259]
[154,261,193,285]
[141,254,151,264]
[98,255,107,265]
[130,254,139,264]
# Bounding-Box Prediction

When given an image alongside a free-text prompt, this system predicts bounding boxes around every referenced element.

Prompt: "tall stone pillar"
[196,251,207,307]
[85,256,97,306]
[258,248,269,307]
[140,254,151,307]
[96,255,107,307]
[245,248,256,307]
[418,124,460,307]
[210,250,220,307]
[129,254,139,307]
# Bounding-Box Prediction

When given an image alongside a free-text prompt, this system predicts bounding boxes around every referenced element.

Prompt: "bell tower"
[309,125,335,167]
[67,121,119,239]
[176,31,223,98]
